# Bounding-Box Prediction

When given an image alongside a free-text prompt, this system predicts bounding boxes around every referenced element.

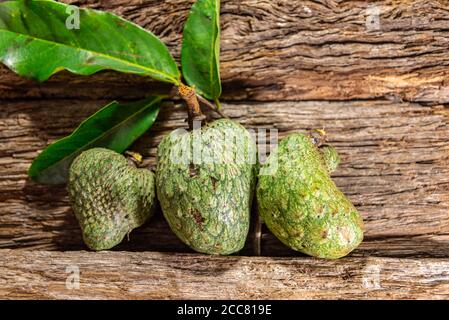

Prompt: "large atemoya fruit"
[156,119,257,255]
[68,148,156,250]
[257,133,364,259]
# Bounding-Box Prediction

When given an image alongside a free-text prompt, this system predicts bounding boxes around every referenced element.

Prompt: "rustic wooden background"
[1,0,449,299]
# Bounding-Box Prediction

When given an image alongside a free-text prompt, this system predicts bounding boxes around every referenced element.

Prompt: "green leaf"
[0,0,180,84]
[181,0,221,101]
[28,96,163,185]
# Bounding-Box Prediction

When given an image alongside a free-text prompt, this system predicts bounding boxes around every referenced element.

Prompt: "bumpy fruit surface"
[257,133,364,259]
[156,119,257,255]
[319,144,340,173]
[68,148,156,250]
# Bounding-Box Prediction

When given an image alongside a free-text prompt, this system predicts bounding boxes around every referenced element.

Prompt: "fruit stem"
[253,213,262,256]
[310,129,327,147]
[124,151,143,167]
[178,84,204,130]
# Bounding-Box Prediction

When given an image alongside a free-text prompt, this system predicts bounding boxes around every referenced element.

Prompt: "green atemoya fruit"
[156,119,257,255]
[68,148,156,251]
[257,133,364,259]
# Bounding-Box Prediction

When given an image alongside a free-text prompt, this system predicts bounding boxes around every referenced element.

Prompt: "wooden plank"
[0,250,448,299]
[1,0,449,261]
[1,98,448,255]
[1,0,449,102]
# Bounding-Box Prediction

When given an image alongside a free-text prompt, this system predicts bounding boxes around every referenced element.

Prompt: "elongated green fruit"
[156,119,257,255]
[68,148,156,250]
[257,133,364,259]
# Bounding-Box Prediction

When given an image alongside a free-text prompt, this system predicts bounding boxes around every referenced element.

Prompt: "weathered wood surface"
[0,250,448,299]
[1,0,449,299]
[2,0,449,103]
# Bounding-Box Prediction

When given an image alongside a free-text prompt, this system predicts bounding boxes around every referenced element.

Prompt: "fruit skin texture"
[319,144,340,173]
[68,148,156,251]
[257,133,364,259]
[156,119,257,255]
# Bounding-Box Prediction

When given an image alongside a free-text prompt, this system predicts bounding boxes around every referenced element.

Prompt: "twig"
[196,94,229,119]
[253,212,262,256]
[178,84,204,130]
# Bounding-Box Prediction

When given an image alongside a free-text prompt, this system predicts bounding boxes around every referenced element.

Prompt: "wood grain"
[1,0,449,299]
[1,98,448,256]
[2,0,449,103]
[0,250,448,299]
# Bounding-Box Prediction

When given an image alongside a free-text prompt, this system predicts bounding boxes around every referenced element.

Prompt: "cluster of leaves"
[0,0,222,184]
